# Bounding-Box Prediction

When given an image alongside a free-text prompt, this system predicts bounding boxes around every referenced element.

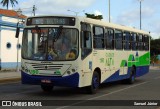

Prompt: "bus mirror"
[15,27,20,38]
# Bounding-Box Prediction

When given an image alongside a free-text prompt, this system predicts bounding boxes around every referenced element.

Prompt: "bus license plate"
[41,79,51,83]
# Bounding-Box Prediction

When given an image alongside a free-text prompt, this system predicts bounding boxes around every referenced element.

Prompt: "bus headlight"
[71,69,76,73]
[67,71,71,75]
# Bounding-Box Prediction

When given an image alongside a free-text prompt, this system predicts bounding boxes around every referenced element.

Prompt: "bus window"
[81,23,92,59]
[138,34,143,42]
[144,35,149,50]
[123,31,131,50]
[22,28,78,61]
[115,29,123,50]
[93,26,104,49]
[138,34,143,50]
[105,28,114,49]
[131,33,137,50]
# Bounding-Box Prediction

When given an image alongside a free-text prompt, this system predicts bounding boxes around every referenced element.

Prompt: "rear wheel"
[41,84,54,92]
[86,71,100,94]
[127,67,136,84]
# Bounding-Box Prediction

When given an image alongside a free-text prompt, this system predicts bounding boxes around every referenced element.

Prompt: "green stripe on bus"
[122,52,150,67]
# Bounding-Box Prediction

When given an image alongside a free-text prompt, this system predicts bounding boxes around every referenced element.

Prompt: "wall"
[0,15,23,70]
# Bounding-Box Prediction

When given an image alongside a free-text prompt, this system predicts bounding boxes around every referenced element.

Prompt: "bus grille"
[25,63,71,76]
[31,64,63,70]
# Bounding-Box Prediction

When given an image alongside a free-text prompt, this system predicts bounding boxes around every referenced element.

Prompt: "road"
[0,69,160,109]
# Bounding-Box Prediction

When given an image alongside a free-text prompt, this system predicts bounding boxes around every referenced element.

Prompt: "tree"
[150,38,160,56]
[1,0,18,9]
[85,13,103,20]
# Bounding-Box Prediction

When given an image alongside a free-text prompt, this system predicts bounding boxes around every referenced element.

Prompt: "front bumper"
[21,71,79,87]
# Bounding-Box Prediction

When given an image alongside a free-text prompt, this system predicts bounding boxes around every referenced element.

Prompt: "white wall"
[1,27,23,69]
[2,16,18,23]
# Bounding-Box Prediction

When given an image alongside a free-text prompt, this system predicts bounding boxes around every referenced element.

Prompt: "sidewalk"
[0,70,21,84]
[150,65,160,70]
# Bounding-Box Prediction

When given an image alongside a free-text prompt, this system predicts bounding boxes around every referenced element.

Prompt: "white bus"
[16,15,150,94]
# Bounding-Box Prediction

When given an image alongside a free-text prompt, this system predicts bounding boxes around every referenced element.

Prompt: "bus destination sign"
[26,17,75,26]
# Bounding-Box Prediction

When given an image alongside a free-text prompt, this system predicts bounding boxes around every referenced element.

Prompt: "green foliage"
[150,38,160,56]
[150,55,158,63]
[1,0,18,9]
[85,13,103,20]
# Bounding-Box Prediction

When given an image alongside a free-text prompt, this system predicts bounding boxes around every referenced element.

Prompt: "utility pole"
[16,8,22,72]
[33,5,36,16]
[138,0,143,30]
[108,0,111,22]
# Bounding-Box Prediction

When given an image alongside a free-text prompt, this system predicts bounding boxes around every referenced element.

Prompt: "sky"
[1,0,160,39]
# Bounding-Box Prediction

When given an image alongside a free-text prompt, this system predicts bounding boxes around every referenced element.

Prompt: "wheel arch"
[132,65,136,75]
[93,67,101,83]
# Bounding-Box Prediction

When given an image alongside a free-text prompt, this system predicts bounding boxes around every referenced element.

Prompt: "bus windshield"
[22,28,78,61]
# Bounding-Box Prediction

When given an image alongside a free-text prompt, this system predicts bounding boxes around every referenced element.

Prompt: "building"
[0,9,26,70]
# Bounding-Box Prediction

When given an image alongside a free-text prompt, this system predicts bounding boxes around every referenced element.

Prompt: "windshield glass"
[22,28,78,61]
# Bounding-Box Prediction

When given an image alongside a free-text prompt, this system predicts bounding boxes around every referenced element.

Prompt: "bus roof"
[77,16,149,35]
[26,15,150,35]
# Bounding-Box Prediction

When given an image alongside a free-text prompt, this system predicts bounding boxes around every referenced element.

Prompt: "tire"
[127,67,136,84]
[41,84,53,92]
[86,71,100,94]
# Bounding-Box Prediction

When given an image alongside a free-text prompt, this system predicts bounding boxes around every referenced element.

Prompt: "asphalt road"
[0,69,160,109]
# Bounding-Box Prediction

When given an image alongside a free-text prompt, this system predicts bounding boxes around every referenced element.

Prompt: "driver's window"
[81,23,92,59]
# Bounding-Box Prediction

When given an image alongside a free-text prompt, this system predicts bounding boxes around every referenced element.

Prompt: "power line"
[14,5,37,16]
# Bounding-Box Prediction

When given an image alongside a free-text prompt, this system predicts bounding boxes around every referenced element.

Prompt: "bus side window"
[105,28,114,49]
[81,23,92,59]
[144,35,149,51]
[93,26,104,49]
[138,34,143,50]
[123,31,131,50]
[115,29,123,50]
[131,33,137,50]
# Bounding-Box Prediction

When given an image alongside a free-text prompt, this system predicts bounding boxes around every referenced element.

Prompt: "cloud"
[114,6,160,39]
[19,0,96,15]
[115,7,155,25]
[148,20,160,39]
[94,10,102,16]
[115,10,139,26]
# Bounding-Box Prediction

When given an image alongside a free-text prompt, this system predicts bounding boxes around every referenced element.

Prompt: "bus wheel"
[41,84,53,92]
[127,68,136,84]
[86,71,100,94]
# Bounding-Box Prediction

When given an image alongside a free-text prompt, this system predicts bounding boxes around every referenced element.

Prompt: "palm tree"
[1,0,18,9]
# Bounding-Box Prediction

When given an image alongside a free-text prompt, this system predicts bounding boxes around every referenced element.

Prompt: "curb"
[150,67,160,70]
[0,77,21,84]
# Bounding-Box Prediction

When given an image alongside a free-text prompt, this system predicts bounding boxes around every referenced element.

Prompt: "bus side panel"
[136,66,149,77]
[102,51,150,83]
[102,68,130,83]
[102,65,149,83]
[77,54,93,87]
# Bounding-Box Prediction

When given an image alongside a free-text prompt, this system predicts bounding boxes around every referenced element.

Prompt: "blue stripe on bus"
[21,71,79,87]
[135,66,149,77]
[102,66,149,83]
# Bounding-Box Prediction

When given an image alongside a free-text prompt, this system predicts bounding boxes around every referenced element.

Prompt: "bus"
[15,15,150,94]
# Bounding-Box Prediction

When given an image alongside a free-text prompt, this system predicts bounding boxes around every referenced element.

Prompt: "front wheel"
[41,84,54,92]
[86,71,100,94]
